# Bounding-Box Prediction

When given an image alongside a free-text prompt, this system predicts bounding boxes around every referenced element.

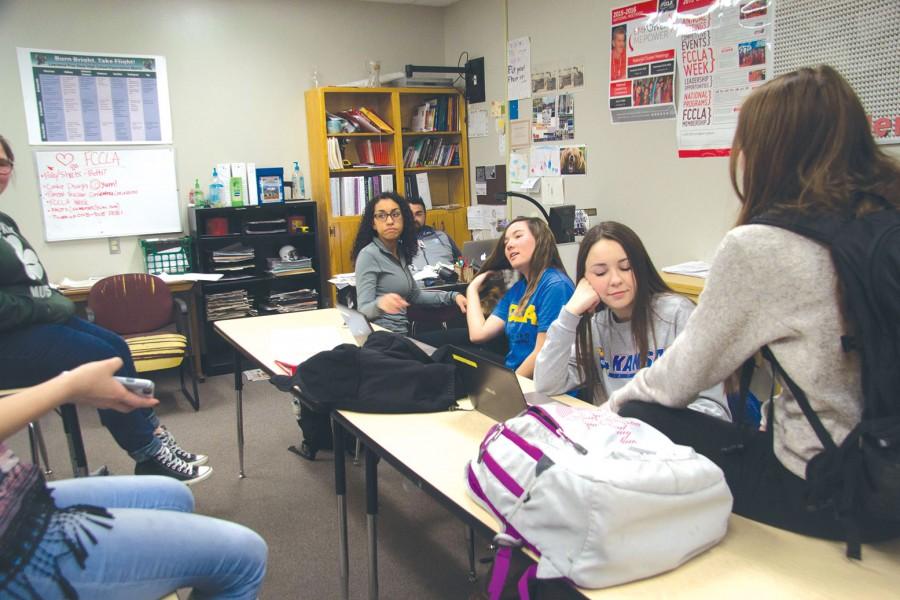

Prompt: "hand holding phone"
[114,376,156,397]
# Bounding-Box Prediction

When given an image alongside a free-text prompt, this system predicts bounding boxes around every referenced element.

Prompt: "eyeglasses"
[374,210,402,222]
[0,160,13,175]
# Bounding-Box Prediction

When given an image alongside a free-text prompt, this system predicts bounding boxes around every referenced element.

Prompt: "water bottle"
[208,168,225,207]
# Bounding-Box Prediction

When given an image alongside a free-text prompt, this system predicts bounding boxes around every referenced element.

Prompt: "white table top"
[215,309,900,598]
[337,390,900,598]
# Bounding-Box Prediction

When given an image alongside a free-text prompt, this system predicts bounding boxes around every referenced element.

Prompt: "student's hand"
[377,293,409,314]
[565,278,601,316]
[468,271,494,294]
[454,293,468,314]
[62,358,159,413]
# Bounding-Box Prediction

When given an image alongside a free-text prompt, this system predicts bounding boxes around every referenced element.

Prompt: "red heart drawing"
[56,153,74,166]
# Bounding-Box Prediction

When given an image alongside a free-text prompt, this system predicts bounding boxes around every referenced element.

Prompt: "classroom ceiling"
[358,0,459,6]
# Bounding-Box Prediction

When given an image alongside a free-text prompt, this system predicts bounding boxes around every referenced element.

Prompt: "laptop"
[461,239,499,269]
[447,345,554,422]
[336,303,374,346]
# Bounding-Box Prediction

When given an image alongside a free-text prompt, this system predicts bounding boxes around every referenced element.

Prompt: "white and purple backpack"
[466,403,732,597]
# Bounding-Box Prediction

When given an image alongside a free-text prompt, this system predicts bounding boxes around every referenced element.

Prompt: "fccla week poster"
[608,0,678,124]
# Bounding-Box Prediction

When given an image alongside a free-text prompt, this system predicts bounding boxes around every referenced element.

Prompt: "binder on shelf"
[247,163,259,204]
[230,163,248,207]
[415,173,432,208]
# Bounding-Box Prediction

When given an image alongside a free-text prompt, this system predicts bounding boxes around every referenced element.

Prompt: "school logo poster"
[675,0,774,158]
[609,0,679,124]
[16,48,173,145]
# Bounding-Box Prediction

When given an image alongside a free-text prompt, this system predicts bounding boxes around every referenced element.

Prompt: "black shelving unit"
[189,202,322,375]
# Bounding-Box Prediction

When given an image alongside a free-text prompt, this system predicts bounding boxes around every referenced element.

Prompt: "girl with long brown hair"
[533,222,729,420]
[465,217,574,377]
[606,66,900,544]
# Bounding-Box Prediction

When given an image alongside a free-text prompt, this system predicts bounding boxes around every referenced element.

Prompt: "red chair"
[87,274,200,410]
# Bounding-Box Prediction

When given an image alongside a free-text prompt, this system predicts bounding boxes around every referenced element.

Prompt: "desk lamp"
[495,192,575,243]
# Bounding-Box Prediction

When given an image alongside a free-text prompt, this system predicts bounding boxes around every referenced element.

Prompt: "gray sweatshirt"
[607,225,863,479]
[355,237,458,333]
[534,293,730,421]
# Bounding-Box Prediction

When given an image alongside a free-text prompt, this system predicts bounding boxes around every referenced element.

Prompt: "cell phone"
[114,376,155,397]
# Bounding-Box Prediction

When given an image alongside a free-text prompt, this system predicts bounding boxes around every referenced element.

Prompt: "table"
[660,271,705,303]
[61,279,205,380]
[212,309,900,600]
[334,395,900,600]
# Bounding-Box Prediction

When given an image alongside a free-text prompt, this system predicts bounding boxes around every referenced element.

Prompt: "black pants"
[618,401,900,543]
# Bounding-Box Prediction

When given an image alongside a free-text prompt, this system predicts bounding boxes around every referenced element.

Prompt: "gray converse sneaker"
[135,445,213,486]
[154,426,208,466]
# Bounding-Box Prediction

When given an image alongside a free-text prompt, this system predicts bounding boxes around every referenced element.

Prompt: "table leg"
[466,525,477,582]
[366,446,379,600]
[233,349,245,478]
[60,404,88,478]
[332,418,349,600]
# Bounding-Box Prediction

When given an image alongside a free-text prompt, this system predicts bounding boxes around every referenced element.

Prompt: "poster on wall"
[532,94,575,142]
[17,48,173,145]
[507,37,532,101]
[608,0,678,123]
[675,0,775,158]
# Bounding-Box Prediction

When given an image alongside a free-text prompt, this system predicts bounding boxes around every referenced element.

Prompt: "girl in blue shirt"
[466,217,574,376]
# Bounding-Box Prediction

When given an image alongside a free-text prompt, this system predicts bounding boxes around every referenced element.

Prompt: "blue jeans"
[25,476,268,599]
[0,317,162,461]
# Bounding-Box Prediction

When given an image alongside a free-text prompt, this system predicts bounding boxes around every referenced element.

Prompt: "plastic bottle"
[208,168,225,207]
[193,178,206,208]
[292,161,306,199]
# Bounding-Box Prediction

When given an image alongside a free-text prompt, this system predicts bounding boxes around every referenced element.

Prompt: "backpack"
[750,206,900,558]
[466,403,732,595]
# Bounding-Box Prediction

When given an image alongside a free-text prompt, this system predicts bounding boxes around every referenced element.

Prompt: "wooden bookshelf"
[305,86,471,304]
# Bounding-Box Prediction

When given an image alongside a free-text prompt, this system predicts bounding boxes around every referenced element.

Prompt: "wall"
[0,0,445,279]
[444,0,900,270]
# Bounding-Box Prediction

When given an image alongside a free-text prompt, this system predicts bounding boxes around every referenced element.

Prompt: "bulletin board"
[773,0,898,144]
[35,148,181,242]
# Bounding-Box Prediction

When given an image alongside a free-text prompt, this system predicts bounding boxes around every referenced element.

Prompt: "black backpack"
[750,205,900,558]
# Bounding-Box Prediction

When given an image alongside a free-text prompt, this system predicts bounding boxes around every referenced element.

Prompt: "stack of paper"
[259,288,319,314]
[211,243,256,279]
[266,256,313,276]
[328,272,356,289]
[661,261,711,278]
[205,289,257,321]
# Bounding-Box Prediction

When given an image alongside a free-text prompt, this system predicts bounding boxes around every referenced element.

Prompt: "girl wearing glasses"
[351,192,466,333]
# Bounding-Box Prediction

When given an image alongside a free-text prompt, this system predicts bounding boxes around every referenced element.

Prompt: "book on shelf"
[330,173,395,217]
[336,108,392,134]
[403,137,460,168]
[328,138,344,170]
[358,107,392,132]
[408,96,457,132]
[354,140,390,165]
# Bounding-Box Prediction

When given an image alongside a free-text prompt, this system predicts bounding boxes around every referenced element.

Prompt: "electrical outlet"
[108,237,120,254]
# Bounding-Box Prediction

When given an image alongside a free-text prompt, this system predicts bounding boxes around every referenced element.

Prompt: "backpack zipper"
[526,405,588,455]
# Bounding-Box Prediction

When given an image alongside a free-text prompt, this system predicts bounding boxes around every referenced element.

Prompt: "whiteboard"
[35,148,181,241]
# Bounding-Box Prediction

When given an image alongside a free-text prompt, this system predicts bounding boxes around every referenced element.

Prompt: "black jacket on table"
[271,331,457,413]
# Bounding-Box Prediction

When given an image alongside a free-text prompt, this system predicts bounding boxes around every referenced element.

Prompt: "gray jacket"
[607,225,863,479]
[354,237,458,333]
[410,226,461,273]
[534,294,730,421]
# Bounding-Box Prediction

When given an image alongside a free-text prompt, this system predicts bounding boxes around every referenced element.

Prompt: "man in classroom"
[408,196,462,278]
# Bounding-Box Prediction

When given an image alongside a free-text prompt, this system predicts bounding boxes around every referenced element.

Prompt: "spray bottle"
[208,168,225,207]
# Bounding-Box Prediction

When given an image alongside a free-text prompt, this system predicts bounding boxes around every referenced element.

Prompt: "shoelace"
[156,446,194,476]
[157,428,197,461]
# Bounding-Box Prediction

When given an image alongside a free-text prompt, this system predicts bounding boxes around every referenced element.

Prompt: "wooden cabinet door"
[450,208,471,244]
[336,219,361,275]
